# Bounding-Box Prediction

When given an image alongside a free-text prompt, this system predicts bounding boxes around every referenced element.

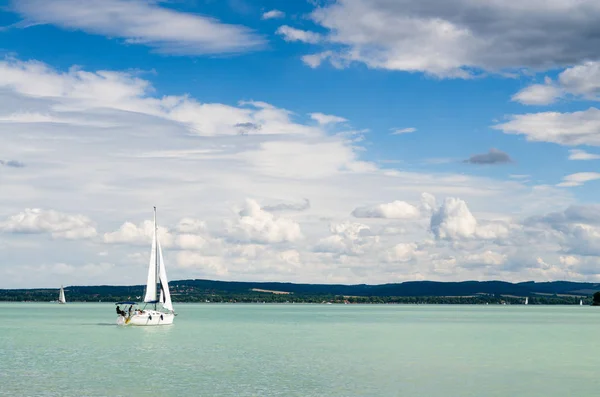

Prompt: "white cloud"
[103,220,175,247]
[276,25,322,44]
[430,198,511,241]
[314,221,378,256]
[511,78,562,105]
[330,221,370,240]
[430,198,477,240]
[297,0,600,77]
[568,149,600,161]
[310,112,347,125]
[557,172,600,187]
[391,127,416,135]
[352,200,420,219]
[226,199,303,244]
[176,234,209,250]
[493,107,600,147]
[1,56,592,287]
[462,251,507,267]
[0,209,97,239]
[301,51,333,68]
[262,10,285,20]
[10,0,265,55]
[0,58,321,137]
[382,243,420,263]
[512,62,600,105]
[558,61,600,100]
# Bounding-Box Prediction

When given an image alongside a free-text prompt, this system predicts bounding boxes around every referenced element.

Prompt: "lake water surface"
[1,303,599,396]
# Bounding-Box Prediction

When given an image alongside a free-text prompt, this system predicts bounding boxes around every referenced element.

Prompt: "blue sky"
[1,0,600,287]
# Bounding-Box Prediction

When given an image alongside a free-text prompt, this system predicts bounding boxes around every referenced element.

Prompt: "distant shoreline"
[1,279,596,305]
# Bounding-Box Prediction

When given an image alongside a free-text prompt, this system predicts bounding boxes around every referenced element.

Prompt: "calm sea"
[1,303,599,396]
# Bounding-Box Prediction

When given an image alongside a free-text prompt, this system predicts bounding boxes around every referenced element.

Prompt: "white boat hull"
[117,311,174,326]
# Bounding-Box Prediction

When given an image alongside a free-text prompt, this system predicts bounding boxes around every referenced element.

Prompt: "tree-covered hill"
[1,279,598,304]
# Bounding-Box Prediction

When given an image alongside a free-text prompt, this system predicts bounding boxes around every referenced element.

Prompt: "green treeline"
[0,280,594,305]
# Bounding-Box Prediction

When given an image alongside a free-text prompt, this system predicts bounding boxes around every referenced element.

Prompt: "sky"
[1,0,600,288]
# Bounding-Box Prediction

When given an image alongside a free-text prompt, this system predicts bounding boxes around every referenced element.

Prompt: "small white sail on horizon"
[116,207,175,326]
[58,286,66,304]
[524,297,528,305]
[580,299,583,306]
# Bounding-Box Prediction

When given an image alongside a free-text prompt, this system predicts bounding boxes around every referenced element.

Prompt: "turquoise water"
[1,303,600,396]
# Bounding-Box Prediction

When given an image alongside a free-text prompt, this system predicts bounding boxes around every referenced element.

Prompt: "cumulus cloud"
[103,220,175,247]
[352,200,420,219]
[262,10,285,20]
[1,56,589,286]
[419,192,437,216]
[0,209,96,239]
[382,242,420,263]
[430,197,511,241]
[10,0,265,55]
[314,221,378,256]
[568,149,600,161]
[226,199,303,244]
[276,25,322,44]
[463,148,513,165]
[557,172,600,187]
[430,198,477,240]
[461,251,507,268]
[513,62,600,105]
[295,0,600,77]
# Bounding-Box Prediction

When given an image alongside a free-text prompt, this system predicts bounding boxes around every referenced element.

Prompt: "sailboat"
[524,297,528,305]
[115,207,175,326]
[580,299,583,306]
[58,286,66,304]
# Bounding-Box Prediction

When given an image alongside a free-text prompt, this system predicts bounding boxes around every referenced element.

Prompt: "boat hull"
[117,311,174,326]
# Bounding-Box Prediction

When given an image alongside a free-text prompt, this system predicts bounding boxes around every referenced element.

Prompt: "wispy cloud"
[557,172,600,187]
[569,149,600,161]
[10,0,265,55]
[391,127,416,135]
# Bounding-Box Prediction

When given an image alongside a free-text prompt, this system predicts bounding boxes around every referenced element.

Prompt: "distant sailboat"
[115,207,175,326]
[524,297,528,305]
[580,299,583,306]
[58,286,66,304]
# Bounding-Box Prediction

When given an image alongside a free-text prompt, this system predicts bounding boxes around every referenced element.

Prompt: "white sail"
[58,286,66,304]
[143,212,158,303]
[157,239,173,311]
[116,207,175,326]
[580,299,583,306]
[524,297,528,305]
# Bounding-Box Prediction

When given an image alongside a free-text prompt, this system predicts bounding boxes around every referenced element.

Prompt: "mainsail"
[58,286,66,304]
[143,227,158,303]
[142,207,173,312]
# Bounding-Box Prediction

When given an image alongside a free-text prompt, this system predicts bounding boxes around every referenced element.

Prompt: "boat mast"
[154,206,158,310]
